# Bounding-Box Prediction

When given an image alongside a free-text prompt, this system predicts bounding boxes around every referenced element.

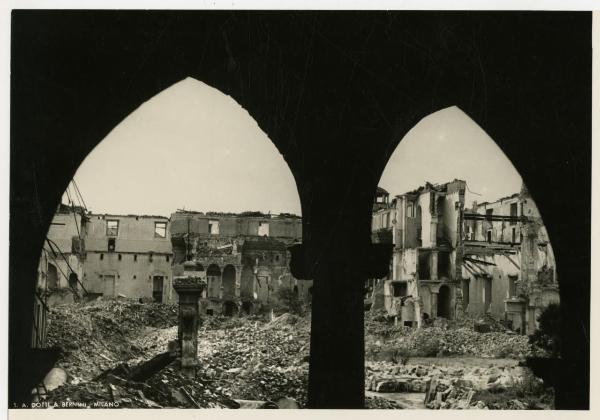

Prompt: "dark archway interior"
[222,265,236,299]
[47,263,58,289]
[223,301,237,317]
[68,273,78,288]
[437,285,451,319]
[241,266,255,299]
[10,11,591,409]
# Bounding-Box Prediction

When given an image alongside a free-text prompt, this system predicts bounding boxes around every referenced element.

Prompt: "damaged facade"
[169,211,310,316]
[462,185,559,334]
[34,203,88,347]
[82,214,174,302]
[368,180,558,334]
[37,206,309,317]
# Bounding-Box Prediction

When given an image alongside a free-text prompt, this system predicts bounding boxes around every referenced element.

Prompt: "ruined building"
[34,203,88,347]
[368,180,558,334]
[169,210,310,316]
[36,205,309,321]
[462,185,559,334]
[82,214,174,302]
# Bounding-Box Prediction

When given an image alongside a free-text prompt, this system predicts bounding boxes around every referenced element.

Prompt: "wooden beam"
[464,256,496,266]
[505,254,521,270]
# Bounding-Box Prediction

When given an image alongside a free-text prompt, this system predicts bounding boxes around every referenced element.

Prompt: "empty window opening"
[242,301,253,315]
[483,277,492,311]
[223,301,237,317]
[152,276,164,303]
[118,254,122,261]
[508,275,518,298]
[100,253,104,261]
[512,227,517,244]
[108,238,116,252]
[462,278,470,309]
[166,255,170,262]
[520,202,524,217]
[487,230,492,243]
[206,309,214,316]
[258,221,270,236]
[68,273,78,289]
[134,254,137,262]
[437,285,452,319]
[485,208,493,221]
[47,263,58,289]
[102,274,116,296]
[106,220,119,236]
[510,202,518,225]
[392,282,407,297]
[222,265,236,299]
[154,221,167,238]
[418,252,431,279]
[208,220,220,235]
[437,252,450,278]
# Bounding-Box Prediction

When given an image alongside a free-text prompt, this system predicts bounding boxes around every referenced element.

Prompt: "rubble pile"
[365,360,554,410]
[447,313,512,332]
[423,372,553,410]
[42,301,550,410]
[365,316,533,359]
[46,298,178,380]
[43,305,311,408]
[43,360,238,408]
[198,314,310,406]
[365,396,404,409]
[39,380,161,408]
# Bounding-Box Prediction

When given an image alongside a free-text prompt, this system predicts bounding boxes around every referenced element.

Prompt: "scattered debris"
[39,300,552,409]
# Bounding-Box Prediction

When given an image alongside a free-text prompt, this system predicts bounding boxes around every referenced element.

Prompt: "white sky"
[67,82,521,217]
[68,78,302,217]
[378,106,523,206]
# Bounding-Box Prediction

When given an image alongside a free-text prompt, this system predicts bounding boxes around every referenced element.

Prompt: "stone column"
[414,297,423,328]
[218,269,223,299]
[454,286,464,319]
[235,265,242,298]
[430,251,438,281]
[173,274,206,377]
[430,215,438,247]
[431,291,438,319]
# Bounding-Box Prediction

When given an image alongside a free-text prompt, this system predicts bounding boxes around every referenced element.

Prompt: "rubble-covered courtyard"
[34,298,556,409]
